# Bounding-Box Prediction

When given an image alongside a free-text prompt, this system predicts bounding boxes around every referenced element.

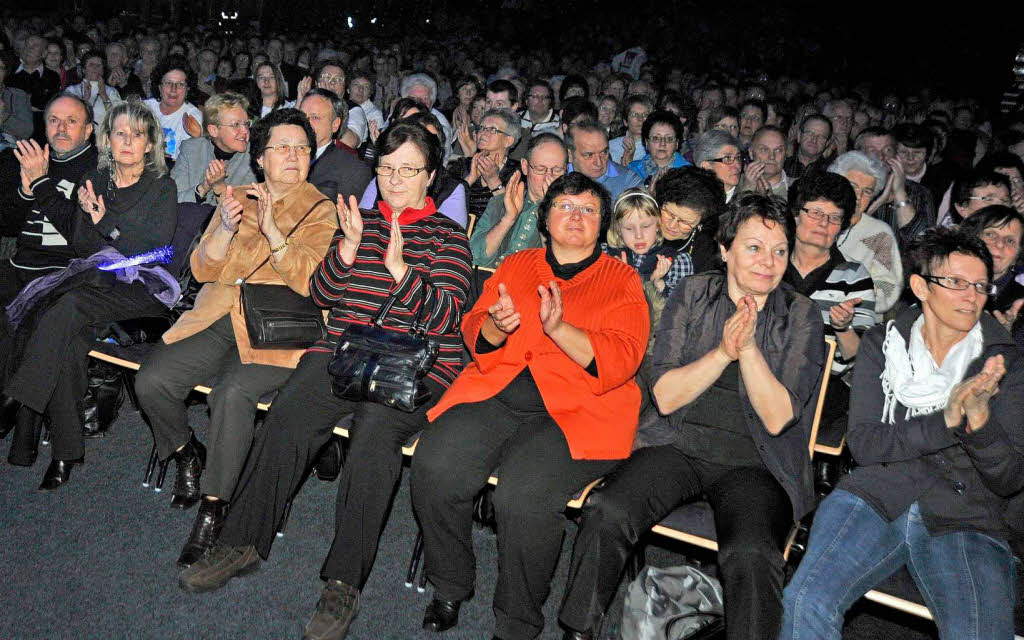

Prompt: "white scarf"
[879,316,983,424]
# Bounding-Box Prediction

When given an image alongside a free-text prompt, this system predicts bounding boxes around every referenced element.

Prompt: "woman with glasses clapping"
[142,55,203,163]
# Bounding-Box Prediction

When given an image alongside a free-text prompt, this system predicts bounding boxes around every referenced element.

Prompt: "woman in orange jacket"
[411,172,650,640]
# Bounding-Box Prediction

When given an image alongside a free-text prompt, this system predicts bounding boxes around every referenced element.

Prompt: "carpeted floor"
[0,402,940,639]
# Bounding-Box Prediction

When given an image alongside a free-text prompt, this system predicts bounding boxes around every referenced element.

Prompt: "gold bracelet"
[270,239,288,254]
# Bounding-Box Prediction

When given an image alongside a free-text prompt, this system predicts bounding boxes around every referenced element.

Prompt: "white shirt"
[143,98,203,160]
[609,135,646,165]
[346,104,368,145]
[260,100,295,118]
[67,81,121,126]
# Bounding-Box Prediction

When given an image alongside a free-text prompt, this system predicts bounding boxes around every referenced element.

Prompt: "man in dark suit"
[300,88,372,204]
[7,35,62,142]
[267,38,302,101]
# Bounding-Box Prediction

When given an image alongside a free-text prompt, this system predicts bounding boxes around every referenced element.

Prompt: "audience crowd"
[1,8,1024,640]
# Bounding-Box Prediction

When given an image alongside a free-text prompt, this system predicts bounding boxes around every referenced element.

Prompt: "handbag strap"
[371,280,435,336]
[240,197,331,283]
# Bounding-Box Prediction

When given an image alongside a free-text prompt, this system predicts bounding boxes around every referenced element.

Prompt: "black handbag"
[239,198,329,349]
[327,283,440,412]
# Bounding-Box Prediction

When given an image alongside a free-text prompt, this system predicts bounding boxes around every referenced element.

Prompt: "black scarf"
[545,243,602,281]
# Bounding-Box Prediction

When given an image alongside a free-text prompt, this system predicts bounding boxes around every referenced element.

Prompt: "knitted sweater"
[836,214,903,316]
[308,200,472,388]
[427,248,650,460]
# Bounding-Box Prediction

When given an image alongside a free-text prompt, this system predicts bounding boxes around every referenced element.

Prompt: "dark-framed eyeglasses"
[800,207,843,226]
[710,154,742,166]
[921,274,997,296]
[376,165,428,178]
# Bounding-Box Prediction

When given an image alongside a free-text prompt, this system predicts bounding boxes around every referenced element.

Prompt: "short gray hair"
[693,130,740,166]
[400,73,437,107]
[481,108,522,145]
[827,151,889,197]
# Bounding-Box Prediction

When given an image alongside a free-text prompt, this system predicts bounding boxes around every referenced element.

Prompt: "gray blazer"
[170,136,256,205]
[1,86,34,141]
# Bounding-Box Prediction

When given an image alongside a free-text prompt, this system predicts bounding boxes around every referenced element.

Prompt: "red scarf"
[377,197,437,225]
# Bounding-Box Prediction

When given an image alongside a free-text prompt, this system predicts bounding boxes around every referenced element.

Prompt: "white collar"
[315,143,330,159]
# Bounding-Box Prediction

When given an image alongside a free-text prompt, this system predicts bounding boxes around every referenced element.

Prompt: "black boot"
[0,394,21,439]
[170,433,206,509]
[39,457,83,490]
[7,406,43,466]
[82,365,124,439]
[177,498,229,567]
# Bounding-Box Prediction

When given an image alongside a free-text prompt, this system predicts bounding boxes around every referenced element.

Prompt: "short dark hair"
[153,54,191,87]
[311,58,345,86]
[958,204,1024,264]
[564,119,607,150]
[952,168,1011,207]
[788,171,858,231]
[560,96,599,128]
[559,74,590,104]
[800,113,833,138]
[653,166,727,221]
[80,49,106,75]
[249,108,316,167]
[738,99,767,122]
[621,94,655,121]
[705,105,739,129]
[375,121,442,178]
[641,110,683,147]
[976,151,1024,180]
[387,97,426,123]
[906,227,993,284]
[487,79,519,106]
[853,126,893,149]
[893,123,934,157]
[402,110,444,139]
[536,172,612,241]
[717,192,794,251]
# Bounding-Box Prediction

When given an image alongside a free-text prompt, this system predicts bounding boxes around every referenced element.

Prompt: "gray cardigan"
[1,86,34,141]
[170,136,256,205]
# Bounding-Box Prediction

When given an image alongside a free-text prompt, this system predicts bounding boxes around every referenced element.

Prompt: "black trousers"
[558,445,793,640]
[134,315,294,499]
[411,386,618,640]
[218,349,443,589]
[0,261,43,308]
[3,278,163,460]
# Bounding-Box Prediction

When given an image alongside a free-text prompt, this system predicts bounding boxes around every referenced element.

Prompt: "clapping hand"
[296,75,313,105]
[336,194,363,264]
[719,295,757,360]
[457,119,476,156]
[488,282,520,335]
[502,170,525,221]
[993,299,1024,334]
[620,136,636,166]
[202,158,227,196]
[78,179,106,224]
[368,119,381,144]
[218,185,244,233]
[946,354,1005,431]
[743,160,771,194]
[183,113,202,139]
[13,139,49,195]
[383,216,407,283]
[538,280,565,336]
[248,182,283,242]
[829,297,863,331]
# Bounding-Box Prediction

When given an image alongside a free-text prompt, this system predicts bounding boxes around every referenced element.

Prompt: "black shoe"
[0,394,22,440]
[562,630,594,640]
[170,433,206,509]
[7,406,43,466]
[82,366,124,439]
[177,498,229,567]
[39,457,83,490]
[422,597,464,633]
[178,543,260,593]
[302,579,360,640]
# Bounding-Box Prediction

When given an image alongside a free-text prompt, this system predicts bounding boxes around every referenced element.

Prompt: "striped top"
[308,206,473,388]
[784,246,876,375]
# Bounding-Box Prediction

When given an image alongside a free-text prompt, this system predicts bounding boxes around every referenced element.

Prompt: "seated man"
[519,80,560,138]
[738,125,790,201]
[559,194,826,640]
[828,151,903,317]
[785,114,832,182]
[470,133,567,267]
[301,88,372,203]
[0,92,97,305]
[781,227,1023,640]
[566,119,641,201]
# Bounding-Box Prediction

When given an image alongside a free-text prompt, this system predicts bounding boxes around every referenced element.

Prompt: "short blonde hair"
[97,99,167,177]
[203,91,250,130]
[606,187,661,248]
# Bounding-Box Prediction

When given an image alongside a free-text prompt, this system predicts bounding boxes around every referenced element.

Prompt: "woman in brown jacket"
[134,108,337,567]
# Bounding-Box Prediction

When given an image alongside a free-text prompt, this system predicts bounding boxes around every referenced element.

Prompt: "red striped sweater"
[309,206,472,387]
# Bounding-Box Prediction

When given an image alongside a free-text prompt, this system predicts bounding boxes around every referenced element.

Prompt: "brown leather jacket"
[162,181,337,368]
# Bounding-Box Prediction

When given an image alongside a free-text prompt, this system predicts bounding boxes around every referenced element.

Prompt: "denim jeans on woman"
[779,489,1016,640]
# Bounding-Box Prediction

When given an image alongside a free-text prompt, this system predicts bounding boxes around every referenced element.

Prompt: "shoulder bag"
[239,198,330,349]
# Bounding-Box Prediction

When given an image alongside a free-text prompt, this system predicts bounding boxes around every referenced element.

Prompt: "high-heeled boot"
[177,498,229,567]
[7,406,43,466]
[170,432,206,509]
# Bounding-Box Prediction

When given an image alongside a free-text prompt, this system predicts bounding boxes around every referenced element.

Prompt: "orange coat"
[427,249,650,460]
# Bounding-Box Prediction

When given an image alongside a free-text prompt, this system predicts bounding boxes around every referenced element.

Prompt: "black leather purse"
[239,198,329,349]
[327,282,440,412]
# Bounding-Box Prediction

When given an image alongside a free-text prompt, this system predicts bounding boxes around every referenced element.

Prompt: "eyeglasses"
[922,274,996,296]
[969,195,1012,206]
[219,121,250,130]
[553,201,599,217]
[661,209,701,230]
[318,74,343,86]
[526,162,566,177]
[476,125,509,137]
[981,228,1020,250]
[896,147,927,160]
[376,165,428,178]
[628,111,650,120]
[800,207,843,226]
[649,135,677,146]
[710,154,742,165]
[264,143,312,156]
[161,81,187,90]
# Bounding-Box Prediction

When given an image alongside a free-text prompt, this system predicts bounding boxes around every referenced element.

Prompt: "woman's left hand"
[384,218,407,282]
[249,182,285,246]
[538,280,564,336]
[78,179,106,223]
[829,297,862,331]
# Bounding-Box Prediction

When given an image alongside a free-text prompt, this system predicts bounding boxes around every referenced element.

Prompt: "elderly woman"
[627,109,692,185]
[254,62,294,118]
[179,122,472,640]
[135,108,336,566]
[1,100,177,488]
[66,50,121,128]
[828,151,903,316]
[448,107,521,216]
[170,92,257,206]
[410,173,650,640]
[654,166,728,273]
[694,129,743,203]
[142,55,203,162]
[781,227,1024,640]
[559,194,826,640]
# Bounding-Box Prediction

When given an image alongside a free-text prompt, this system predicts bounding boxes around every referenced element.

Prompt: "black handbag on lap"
[239,199,329,349]
[327,282,439,412]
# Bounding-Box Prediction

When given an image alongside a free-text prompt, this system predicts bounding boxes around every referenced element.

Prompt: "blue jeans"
[779,490,1016,640]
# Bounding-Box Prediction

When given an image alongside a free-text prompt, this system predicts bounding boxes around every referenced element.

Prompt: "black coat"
[308,143,373,204]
